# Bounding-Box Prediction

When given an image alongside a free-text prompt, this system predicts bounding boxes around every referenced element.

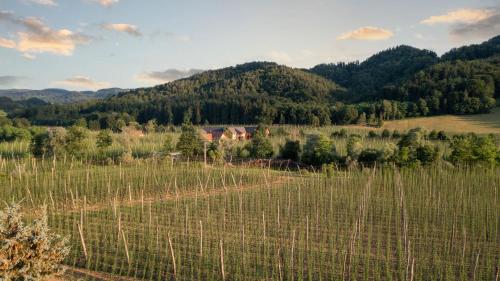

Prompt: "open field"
[1,156,499,280]
[378,107,500,134]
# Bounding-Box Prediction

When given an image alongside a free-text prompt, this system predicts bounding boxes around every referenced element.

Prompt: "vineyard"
[1,157,498,280]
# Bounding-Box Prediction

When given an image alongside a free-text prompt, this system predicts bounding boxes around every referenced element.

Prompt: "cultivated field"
[1,156,499,280]
[379,107,500,134]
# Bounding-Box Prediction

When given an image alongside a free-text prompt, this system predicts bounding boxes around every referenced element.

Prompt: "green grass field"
[379,107,500,134]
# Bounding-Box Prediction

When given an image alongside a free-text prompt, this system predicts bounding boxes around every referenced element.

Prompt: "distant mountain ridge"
[0,88,125,104]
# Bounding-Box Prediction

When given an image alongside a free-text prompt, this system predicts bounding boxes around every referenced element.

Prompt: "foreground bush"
[0,203,69,280]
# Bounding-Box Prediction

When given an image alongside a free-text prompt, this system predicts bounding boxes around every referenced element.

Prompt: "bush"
[437,131,448,141]
[331,129,348,138]
[96,130,113,149]
[176,123,204,157]
[65,125,88,157]
[30,129,66,157]
[0,203,69,280]
[358,148,383,166]
[302,134,337,166]
[381,129,391,139]
[416,145,440,165]
[428,130,438,140]
[449,133,497,165]
[368,131,378,138]
[161,134,175,154]
[279,139,301,161]
[346,134,363,160]
[392,130,402,139]
[247,130,274,159]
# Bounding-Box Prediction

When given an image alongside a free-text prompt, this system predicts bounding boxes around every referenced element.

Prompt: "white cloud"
[102,23,141,36]
[91,0,119,7]
[27,0,57,6]
[54,76,111,90]
[0,11,90,56]
[22,53,36,60]
[266,51,292,64]
[421,8,494,25]
[136,69,204,84]
[0,37,16,48]
[337,26,394,40]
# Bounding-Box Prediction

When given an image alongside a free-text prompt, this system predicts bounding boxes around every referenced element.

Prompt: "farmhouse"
[200,126,269,142]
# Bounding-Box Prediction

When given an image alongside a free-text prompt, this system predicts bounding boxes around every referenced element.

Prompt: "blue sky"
[0,0,499,90]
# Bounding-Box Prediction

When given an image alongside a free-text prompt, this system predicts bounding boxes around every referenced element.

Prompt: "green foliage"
[346,134,363,160]
[30,129,66,157]
[381,129,391,138]
[96,130,113,149]
[207,142,224,163]
[65,125,88,157]
[246,130,274,159]
[330,129,347,138]
[358,148,383,166]
[368,131,378,138]
[176,123,204,157]
[0,125,31,142]
[0,203,69,280]
[279,139,301,161]
[449,133,498,166]
[161,135,175,154]
[396,128,439,166]
[302,134,337,166]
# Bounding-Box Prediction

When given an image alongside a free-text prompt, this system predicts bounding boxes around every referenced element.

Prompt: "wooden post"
[121,230,130,265]
[168,232,177,279]
[220,239,226,281]
[77,223,88,260]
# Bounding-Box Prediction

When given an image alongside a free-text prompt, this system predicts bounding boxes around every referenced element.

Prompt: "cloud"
[27,0,57,6]
[0,37,16,48]
[451,13,500,40]
[136,69,204,84]
[102,23,141,36]
[0,75,24,86]
[266,51,293,64]
[337,26,394,40]
[421,8,494,25]
[22,53,36,60]
[91,0,119,7]
[0,10,90,56]
[54,76,111,90]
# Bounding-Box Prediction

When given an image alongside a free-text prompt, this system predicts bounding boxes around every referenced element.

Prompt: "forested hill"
[310,46,439,100]
[22,63,345,127]
[15,36,500,128]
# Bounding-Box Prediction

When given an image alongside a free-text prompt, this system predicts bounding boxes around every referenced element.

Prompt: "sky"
[0,0,499,90]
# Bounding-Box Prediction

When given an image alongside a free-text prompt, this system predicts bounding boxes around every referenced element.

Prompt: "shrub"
[416,145,440,165]
[368,131,378,138]
[437,131,448,141]
[381,129,391,139]
[176,123,204,157]
[96,130,113,149]
[346,134,363,160]
[279,139,301,161]
[65,125,88,157]
[331,129,348,138]
[30,129,66,157]
[302,134,337,166]
[449,133,497,165]
[392,130,402,139]
[161,135,175,154]
[358,148,383,166]
[428,130,438,140]
[247,130,274,159]
[0,203,69,280]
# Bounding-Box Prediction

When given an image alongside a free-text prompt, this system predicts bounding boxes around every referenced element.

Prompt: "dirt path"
[66,174,293,214]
